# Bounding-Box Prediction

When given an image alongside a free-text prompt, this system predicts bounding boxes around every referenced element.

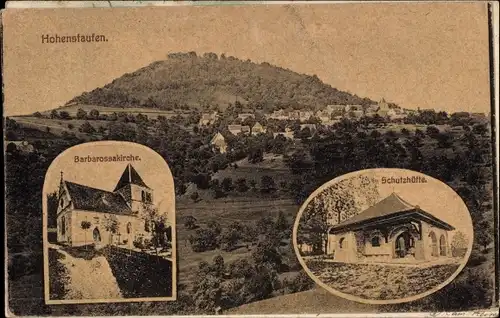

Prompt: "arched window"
[126,222,132,234]
[429,231,438,257]
[439,235,447,256]
[339,237,345,249]
[371,236,380,247]
[61,216,66,236]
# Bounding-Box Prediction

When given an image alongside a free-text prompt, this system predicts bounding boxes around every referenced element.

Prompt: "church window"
[60,198,64,208]
[61,216,66,236]
[126,222,132,234]
[371,236,380,247]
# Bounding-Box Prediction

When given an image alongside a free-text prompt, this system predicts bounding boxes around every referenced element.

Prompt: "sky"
[43,141,176,223]
[2,2,491,116]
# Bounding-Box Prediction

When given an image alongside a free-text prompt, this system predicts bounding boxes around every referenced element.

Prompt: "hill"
[65,52,375,111]
[227,287,378,314]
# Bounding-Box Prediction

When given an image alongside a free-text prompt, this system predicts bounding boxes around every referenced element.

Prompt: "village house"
[210,132,227,153]
[251,122,267,135]
[326,193,455,264]
[57,164,159,247]
[237,113,255,121]
[228,124,250,136]
[273,127,294,140]
[326,104,346,115]
[344,105,363,112]
[266,109,289,121]
[198,111,218,126]
[299,111,313,122]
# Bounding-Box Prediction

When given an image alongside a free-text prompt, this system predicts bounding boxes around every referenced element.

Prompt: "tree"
[79,121,96,134]
[235,178,249,192]
[184,215,196,230]
[275,211,289,232]
[67,123,74,130]
[191,191,200,202]
[260,175,276,193]
[426,125,440,137]
[59,111,71,119]
[212,255,225,277]
[80,220,92,249]
[33,111,43,118]
[475,219,493,251]
[103,214,119,245]
[472,124,487,136]
[89,109,100,120]
[50,110,59,119]
[76,108,87,119]
[221,177,233,193]
[450,231,469,257]
[248,147,264,164]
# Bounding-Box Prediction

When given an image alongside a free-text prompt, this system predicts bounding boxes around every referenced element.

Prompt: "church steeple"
[113,163,150,192]
[113,164,153,214]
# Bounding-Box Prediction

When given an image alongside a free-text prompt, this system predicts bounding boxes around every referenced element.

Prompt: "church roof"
[113,164,150,191]
[329,193,454,232]
[65,181,133,215]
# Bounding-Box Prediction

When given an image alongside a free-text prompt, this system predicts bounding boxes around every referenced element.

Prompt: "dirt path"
[50,244,122,300]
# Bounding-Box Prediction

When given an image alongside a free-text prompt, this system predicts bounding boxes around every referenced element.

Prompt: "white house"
[56,164,158,247]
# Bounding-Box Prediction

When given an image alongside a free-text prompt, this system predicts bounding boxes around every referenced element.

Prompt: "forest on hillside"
[66,52,375,111]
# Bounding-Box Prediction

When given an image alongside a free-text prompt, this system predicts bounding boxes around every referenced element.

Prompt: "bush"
[133,237,144,249]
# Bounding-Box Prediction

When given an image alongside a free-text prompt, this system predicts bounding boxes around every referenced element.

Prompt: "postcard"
[3,1,499,317]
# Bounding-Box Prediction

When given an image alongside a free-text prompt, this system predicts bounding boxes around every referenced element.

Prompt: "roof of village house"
[211,132,225,144]
[114,164,150,191]
[65,181,133,215]
[329,193,455,232]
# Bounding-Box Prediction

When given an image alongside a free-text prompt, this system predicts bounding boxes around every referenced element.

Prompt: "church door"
[93,227,101,242]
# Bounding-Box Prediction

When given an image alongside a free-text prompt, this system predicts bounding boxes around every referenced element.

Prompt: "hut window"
[371,236,380,247]
[339,237,345,249]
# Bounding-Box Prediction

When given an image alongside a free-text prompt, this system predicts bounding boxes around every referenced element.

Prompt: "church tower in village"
[114,164,154,215]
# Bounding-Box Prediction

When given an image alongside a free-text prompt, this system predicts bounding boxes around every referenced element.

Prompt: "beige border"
[292,168,474,305]
[42,141,177,304]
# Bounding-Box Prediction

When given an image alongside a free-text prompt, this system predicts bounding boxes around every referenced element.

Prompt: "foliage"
[66,52,374,111]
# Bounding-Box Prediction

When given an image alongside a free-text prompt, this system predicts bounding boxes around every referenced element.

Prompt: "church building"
[56,164,155,247]
[326,193,455,263]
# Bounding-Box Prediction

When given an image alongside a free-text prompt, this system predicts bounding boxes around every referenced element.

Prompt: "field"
[305,261,461,301]
[213,154,292,186]
[176,196,299,289]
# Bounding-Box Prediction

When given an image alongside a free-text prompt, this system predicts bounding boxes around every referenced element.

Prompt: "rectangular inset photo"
[42,142,177,304]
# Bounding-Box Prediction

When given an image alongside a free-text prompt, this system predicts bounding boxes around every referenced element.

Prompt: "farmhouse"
[238,113,255,121]
[251,122,267,135]
[56,164,157,247]
[210,132,227,153]
[326,193,455,264]
[199,111,218,126]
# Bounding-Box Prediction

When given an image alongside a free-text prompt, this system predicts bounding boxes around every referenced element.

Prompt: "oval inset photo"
[293,168,473,305]
[42,141,176,304]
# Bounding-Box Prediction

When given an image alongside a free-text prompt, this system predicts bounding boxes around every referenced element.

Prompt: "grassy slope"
[176,195,299,288]
[227,287,379,314]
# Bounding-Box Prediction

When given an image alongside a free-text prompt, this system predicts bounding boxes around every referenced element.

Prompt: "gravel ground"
[305,260,460,301]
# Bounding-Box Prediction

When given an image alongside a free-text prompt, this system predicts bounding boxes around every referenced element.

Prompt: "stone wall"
[103,246,173,298]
